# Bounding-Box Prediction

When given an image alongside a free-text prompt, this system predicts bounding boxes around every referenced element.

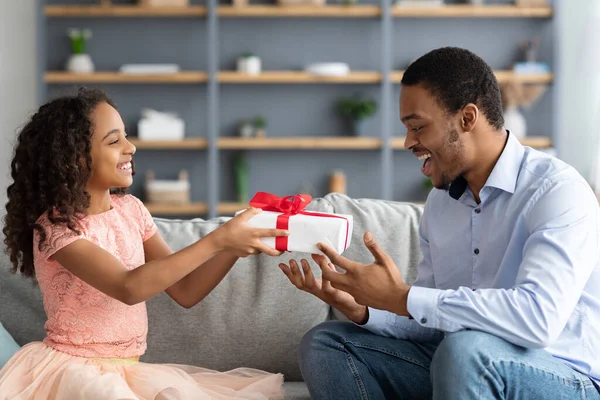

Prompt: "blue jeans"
[299,321,600,400]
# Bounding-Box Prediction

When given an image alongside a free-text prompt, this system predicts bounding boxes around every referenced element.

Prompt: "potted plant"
[66,28,94,73]
[254,116,266,137]
[336,95,377,136]
[238,120,254,138]
[237,53,261,75]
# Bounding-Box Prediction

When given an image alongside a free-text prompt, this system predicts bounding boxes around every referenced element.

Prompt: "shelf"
[218,202,248,215]
[129,138,208,150]
[45,5,207,17]
[391,5,552,18]
[391,136,552,149]
[218,137,381,150]
[44,72,208,84]
[218,71,382,84]
[218,5,380,18]
[144,202,208,215]
[391,70,553,84]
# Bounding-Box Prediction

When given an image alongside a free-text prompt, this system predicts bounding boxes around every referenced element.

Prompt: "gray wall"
[43,0,555,212]
[0,1,38,215]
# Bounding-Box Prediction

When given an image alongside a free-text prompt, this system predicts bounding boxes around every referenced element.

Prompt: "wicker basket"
[138,0,190,7]
[145,170,190,205]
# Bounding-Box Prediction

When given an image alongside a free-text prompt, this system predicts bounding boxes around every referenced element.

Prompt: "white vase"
[66,54,95,73]
[245,56,261,75]
[504,106,527,139]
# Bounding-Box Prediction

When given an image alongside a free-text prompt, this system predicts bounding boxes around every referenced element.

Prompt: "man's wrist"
[347,305,369,325]
[388,284,411,317]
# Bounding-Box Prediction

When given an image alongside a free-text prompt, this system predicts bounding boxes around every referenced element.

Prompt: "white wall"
[0,1,37,213]
[555,1,600,188]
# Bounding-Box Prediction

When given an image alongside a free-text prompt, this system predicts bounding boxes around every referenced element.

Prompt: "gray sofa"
[0,194,424,399]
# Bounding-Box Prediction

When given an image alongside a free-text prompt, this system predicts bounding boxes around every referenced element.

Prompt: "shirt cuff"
[357,307,387,329]
[407,286,443,330]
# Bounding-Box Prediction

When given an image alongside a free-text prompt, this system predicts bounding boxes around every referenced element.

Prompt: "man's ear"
[460,103,479,132]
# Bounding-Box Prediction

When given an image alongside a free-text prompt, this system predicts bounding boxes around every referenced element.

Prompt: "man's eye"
[411,126,422,133]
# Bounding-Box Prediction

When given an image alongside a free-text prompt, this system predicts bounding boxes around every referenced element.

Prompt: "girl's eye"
[109,139,119,145]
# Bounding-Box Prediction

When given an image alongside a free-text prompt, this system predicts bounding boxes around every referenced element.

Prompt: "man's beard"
[434,126,464,191]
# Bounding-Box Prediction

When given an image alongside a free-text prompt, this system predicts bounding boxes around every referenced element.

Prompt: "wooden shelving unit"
[144,202,209,215]
[44,72,208,84]
[391,70,553,84]
[218,5,380,18]
[218,71,382,84]
[45,5,207,17]
[217,137,381,150]
[391,136,552,150]
[41,2,556,218]
[129,138,208,150]
[218,202,248,215]
[391,5,552,18]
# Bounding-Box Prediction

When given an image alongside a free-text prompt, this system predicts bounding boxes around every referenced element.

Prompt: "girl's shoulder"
[110,194,145,214]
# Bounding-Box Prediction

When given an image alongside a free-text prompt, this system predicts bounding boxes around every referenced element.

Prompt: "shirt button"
[420,317,427,324]
[474,208,481,214]
[474,248,480,255]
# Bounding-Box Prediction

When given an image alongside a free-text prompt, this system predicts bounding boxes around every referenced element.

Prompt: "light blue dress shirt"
[363,132,600,385]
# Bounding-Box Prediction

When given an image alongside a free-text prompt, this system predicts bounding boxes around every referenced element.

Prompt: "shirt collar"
[449,131,525,200]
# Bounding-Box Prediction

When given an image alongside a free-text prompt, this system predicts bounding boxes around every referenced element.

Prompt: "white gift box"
[237,209,353,254]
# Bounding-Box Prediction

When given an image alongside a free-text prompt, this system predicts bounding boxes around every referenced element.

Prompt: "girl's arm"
[143,233,241,308]
[52,208,286,306]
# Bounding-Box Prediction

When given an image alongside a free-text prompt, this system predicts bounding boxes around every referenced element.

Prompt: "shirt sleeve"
[360,195,444,343]
[130,195,158,242]
[407,179,599,349]
[35,214,86,262]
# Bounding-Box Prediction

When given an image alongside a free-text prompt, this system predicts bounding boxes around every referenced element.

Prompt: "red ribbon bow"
[249,192,350,252]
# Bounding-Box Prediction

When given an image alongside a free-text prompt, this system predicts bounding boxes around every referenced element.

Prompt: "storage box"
[145,170,190,205]
[139,0,189,6]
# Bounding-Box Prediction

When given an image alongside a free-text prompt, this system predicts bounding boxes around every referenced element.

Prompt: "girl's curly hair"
[3,87,126,278]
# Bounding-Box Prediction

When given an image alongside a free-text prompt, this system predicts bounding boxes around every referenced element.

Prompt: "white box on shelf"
[137,109,185,141]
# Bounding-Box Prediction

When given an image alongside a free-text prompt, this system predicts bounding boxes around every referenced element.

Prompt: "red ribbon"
[249,192,351,252]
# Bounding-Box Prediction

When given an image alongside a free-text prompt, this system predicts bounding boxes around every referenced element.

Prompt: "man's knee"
[431,331,499,374]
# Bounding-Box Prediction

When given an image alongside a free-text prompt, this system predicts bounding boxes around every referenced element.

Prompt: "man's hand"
[317,232,412,317]
[279,254,368,324]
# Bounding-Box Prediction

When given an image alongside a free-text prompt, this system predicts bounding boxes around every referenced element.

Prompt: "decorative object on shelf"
[305,62,350,77]
[467,0,485,5]
[238,120,255,138]
[100,0,112,6]
[138,0,190,6]
[277,0,326,6]
[254,116,267,138]
[514,36,550,76]
[119,64,181,74]
[146,170,191,205]
[232,0,249,6]
[237,54,262,75]
[232,152,249,204]
[340,0,358,5]
[395,0,444,7]
[515,0,548,7]
[500,80,546,139]
[329,170,346,194]
[66,29,94,74]
[236,192,354,254]
[138,108,185,141]
[336,94,377,136]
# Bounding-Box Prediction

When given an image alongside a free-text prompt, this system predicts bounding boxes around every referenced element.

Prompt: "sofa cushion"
[0,322,20,368]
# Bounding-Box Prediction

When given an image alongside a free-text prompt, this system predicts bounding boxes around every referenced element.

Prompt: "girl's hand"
[213,207,289,257]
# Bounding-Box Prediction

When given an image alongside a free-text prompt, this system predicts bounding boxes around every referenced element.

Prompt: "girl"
[0,88,287,399]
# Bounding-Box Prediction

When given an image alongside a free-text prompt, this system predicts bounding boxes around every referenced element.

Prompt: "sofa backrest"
[0,194,423,381]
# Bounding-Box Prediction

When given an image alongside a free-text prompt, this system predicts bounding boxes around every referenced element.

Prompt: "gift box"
[238,192,353,254]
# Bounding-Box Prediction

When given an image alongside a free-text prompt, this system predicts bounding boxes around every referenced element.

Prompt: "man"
[279,47,600,399]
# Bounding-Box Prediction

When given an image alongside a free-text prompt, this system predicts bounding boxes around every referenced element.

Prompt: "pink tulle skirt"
[0,342,284,400]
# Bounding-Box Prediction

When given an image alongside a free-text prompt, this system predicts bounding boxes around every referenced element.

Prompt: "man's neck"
[463,129,508,203]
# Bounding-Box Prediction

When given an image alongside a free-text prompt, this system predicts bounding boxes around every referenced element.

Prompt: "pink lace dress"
[0,195,283,400]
